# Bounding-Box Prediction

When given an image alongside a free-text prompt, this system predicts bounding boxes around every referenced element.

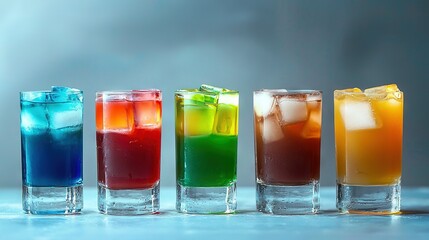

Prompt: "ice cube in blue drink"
[47,102,83,130]
[50,86,82,102]
[21,102,49,133]
[44,87,83,130]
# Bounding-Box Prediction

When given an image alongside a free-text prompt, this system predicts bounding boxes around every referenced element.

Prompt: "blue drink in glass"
[20,86,83,214]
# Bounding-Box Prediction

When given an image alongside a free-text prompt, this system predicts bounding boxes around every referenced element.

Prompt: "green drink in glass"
[175,85,239,214]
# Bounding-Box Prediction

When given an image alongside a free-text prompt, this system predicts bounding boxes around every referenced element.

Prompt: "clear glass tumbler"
[334,84,403,214]
[20,86,83,214]
[254,89,322,214]
[175,84,239,214]
[96,90,162,215]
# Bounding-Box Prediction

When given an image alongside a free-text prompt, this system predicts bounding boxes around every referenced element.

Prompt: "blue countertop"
[1,187,428,239]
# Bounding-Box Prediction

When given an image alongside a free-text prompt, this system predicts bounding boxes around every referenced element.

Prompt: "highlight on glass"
[96,90,162,215]
[175,84,239,214]
[334,84,403,214]
[20,86,83,214]
[254,89,322,214]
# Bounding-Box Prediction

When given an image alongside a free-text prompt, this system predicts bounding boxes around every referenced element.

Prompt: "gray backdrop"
[1,0,428,187]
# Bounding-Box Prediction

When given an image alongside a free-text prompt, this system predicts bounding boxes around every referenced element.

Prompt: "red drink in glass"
[96,90,161,215]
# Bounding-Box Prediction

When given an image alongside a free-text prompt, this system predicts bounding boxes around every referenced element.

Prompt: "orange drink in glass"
[334,84,403,214]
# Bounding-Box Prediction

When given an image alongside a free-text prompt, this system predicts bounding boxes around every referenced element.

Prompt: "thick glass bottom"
[256,181,320,214]
[176,182,236,214]
[98,182,160,215]
[23,185,83,215]
[336,182,401,214]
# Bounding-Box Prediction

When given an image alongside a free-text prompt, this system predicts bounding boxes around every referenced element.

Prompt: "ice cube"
[364,84,399,94]
[213,104,238,135]
[338,88,362,93]
[20,103,49,132]
[261,116,284,143]
[48,102,83,129]
[134,100,162,128]
[50,86,71,102]
[364,84,402,100]
[131,90,161,101]
[199,84,238,105]
[340,101,379,131]
[182,92,218,106]
[52,86,72,92]
[334,88,363,100]
[176,91,216,135]
[218,93,239,106]
[99,101,133,131]
[302,108,321,138]
[22,91,48,103]
[254,92,274,117]
[199,84,229,93]
[307,98,321,110]
[51,86,83,102]
[277,98,308,124]
[306,91,322,109]
[182,104,216,136]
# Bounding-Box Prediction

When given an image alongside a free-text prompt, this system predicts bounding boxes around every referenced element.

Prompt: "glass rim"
[96,89,161,95]
[334,84,403,97]
[20,89,83,95]
[254,89,322,95]
[20,89,83,103]
[96,89,162,101]
[334,89,403,96]
[175,89,239,95]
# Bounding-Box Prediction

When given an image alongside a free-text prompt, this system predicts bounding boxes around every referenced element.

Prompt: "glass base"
[176,183,236,214]
[23,185,83,215]
[256,181,320,214]
[98,182,160,215]
[336,182,401,214]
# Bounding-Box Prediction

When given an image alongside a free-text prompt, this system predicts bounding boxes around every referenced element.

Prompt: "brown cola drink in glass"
[254,89,322,214]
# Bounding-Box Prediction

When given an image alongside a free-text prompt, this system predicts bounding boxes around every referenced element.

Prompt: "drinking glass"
[254,89,322,214]
[175,84,239,214]
[20,86,83,214]
[96,90,162,215]
[334,84,403,214]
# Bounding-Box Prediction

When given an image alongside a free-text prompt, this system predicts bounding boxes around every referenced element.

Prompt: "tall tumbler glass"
[254,89,322,214]
[175,84,239,214]
[20,86,83,214]
[96,90,162,215]
[335,84,403,214]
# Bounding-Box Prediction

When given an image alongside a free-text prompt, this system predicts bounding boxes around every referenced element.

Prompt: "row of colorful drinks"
[19,84,403,215]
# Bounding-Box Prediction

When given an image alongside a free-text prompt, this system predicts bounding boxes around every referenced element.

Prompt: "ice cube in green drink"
[176,90,217,136]
[199,85,239,135]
